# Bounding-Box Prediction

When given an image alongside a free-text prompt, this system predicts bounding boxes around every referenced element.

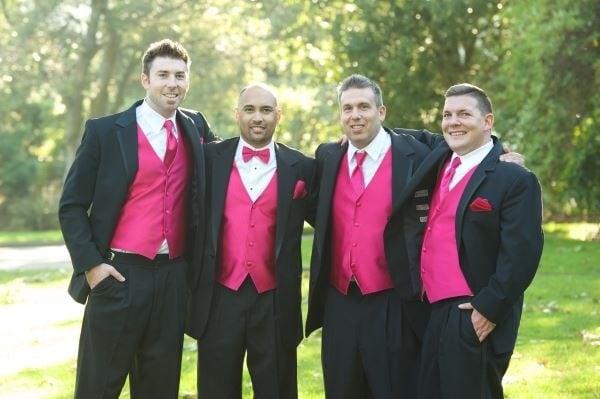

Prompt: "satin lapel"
[274,144,298,260]
[177,109,205,179]
[390,133,415,210]
[314,144,345,253]
[455,142,503,246]
[115,102,141,185]
[209,139,238,254]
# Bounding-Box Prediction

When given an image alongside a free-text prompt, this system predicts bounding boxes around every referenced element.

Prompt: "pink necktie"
[440,156,461,194]
[163,120,177,168]
[351,151,367,194]
[242,146,270,163]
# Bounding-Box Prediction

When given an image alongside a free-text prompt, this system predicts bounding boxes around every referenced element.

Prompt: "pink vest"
[421,158,476,302]
[110,124,190,259]
[330,149,394,295]
[217,165,278,293]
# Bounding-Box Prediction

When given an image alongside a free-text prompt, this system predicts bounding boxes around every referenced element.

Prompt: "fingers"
[85,263,126,288]
[109,267,126,282]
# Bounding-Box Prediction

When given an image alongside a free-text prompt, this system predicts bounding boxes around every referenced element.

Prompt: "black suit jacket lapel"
[115,101,142,185]
[455,142,503,245]
[390,132,415,210]
[274,144,298,260]
[209,138,238,254]
[314,144,345,254]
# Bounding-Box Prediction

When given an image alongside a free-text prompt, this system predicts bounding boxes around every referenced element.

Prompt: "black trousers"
[322,284,424,399]
[419,297,512,399]
[197,278,297,399]
[74,253,187,399]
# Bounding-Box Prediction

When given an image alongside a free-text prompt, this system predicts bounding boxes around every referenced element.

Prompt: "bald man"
[186,84,315,398]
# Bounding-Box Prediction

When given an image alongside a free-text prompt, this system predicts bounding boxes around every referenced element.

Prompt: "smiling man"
[394,83,544,398]
[305,74,435,398]
[59,39,215,399]
[186,83,315,398]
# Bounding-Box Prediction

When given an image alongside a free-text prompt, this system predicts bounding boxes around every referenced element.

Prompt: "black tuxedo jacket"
[394,139,544,353]
[305,128,434,337]
[186,137,315,349]
[59,100,215,304]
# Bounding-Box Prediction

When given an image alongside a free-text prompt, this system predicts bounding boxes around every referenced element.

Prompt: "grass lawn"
[0,230,63,246]
[0,224,598,398]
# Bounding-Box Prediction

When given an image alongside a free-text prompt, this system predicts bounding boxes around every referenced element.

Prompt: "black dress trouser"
[322,284,426,399]
[197,278,297,399]
[419,297,512,399]
[74,253,187,399]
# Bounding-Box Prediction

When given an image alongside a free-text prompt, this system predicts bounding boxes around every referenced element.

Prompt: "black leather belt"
[105,250,179,264]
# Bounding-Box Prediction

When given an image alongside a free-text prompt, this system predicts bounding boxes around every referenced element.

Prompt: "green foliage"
[0,0,597,228]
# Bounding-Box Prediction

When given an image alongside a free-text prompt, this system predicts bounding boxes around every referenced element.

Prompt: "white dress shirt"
[447,140,494,189]
[136,99,178,161]
[234,137,277,202]
[347,127,391,187]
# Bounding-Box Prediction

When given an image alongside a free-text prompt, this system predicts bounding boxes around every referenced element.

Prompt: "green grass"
[0,223,598,398]
[0,230,63,246]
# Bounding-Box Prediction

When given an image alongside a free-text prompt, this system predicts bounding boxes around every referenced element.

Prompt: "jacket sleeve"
[182,108,219,143]
[471,171,544,323]
[58,120,105,273]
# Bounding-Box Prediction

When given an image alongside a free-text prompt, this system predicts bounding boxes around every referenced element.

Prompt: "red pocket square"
[293,180,308,199]
[470,197,493,212]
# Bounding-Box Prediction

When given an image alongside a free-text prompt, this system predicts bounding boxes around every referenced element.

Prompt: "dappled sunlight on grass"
[543,222,599,242]
[0,224,597,397]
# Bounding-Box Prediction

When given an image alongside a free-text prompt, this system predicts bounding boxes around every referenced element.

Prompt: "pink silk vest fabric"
[217,165,278,293]
[330,149,394,295]
[420,158,477,303]
[110,124,190,259]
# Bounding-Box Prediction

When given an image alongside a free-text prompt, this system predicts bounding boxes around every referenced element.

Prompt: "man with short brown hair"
[59,39,215,399]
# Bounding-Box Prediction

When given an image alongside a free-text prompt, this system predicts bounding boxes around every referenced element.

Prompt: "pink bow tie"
[242,146,270,163]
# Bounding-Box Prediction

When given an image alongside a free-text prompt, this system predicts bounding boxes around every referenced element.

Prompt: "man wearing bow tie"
[58,39,215,399]
[186,83,315,398]
[392,83,543,398]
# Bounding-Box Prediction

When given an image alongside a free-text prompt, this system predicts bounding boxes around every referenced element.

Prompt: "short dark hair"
[141,39,190,76]
[445,83,493,115]
[337,74,384,108]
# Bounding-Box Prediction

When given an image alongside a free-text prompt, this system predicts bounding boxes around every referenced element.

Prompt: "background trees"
[0,0,597,228]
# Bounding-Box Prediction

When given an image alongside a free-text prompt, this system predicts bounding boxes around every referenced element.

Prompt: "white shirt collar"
[451,139,494,170]
[139,99,178,137]
[347,127,390,162]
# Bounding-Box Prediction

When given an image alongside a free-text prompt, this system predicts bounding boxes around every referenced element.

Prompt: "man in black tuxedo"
[59,39,215,399]
[186,83,314,398]
[305,74,436,398]
[393,83,543,398]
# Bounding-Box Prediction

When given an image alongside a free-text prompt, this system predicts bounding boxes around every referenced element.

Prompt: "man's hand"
[458,302,496,342]
[500,145,525,167]
[85,263,125,289]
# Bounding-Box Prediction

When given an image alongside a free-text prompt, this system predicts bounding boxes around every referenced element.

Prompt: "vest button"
[356,202,362,207]
[246,261,253,267]
[352,242,357,247]
[249,242,254,247]
[354,223,359,227]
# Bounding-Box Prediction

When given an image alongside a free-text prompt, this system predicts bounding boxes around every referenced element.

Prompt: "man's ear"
[484,113,494,131]
[141,73,150,90]
[379,105,387,122]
